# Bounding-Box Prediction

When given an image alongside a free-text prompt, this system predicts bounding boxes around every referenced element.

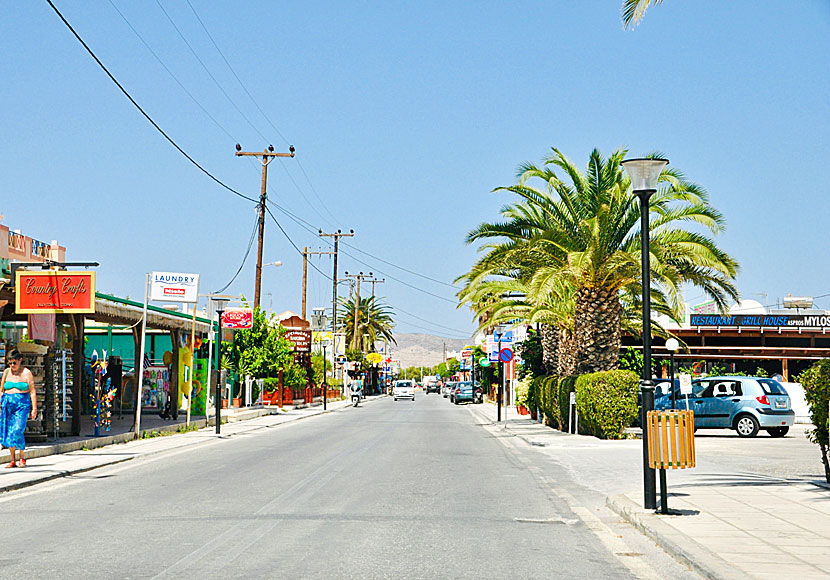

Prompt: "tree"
[337,295,396,352]
[621,0,664,29]
[459,147,739,375]
[797,360,830,483]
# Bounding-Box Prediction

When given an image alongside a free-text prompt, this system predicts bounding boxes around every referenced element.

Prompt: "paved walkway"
[0,395,382,494]
[467,402,830,580]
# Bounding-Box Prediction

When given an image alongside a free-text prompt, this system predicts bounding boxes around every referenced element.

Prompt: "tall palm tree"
[459,146,739,374]
[621,0,664,29]
[337,295,396,352]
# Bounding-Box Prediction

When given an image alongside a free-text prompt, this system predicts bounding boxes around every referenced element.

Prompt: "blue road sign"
[498,348,514,363]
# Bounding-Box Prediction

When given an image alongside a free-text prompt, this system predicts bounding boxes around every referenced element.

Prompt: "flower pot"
[232,397,241,408]
[517,405,529,416]
[221,399,228,409]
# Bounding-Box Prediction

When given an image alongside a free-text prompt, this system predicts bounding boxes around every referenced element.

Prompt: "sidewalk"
[0,394,384,494]
[467,402,830,580]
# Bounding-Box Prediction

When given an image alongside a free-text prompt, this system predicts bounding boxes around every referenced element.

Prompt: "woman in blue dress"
[0,349,38,467]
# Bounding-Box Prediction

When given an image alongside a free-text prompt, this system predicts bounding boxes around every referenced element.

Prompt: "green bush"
[797,360,830,483]
[263,377,280,393]
[557,375,577,432]
[574,370,639,440]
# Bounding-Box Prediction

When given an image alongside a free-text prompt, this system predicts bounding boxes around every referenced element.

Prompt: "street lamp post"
[213,298,229,435]
[666,338,680,410]
[622,157,669,511]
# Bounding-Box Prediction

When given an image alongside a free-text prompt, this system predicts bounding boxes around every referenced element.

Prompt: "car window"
[757,379,788,395]
[691,380,712,398]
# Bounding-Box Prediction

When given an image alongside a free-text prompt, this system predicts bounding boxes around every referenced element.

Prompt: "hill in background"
[384,333,473,368]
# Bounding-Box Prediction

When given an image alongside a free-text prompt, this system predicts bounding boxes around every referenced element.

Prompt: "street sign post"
[498,348,514,363]
[679,374,693,409]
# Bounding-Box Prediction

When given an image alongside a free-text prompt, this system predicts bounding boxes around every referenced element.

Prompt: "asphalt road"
[0,395,702,579]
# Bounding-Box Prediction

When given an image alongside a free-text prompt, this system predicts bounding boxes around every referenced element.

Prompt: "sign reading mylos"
[15,270,96,314]
[150,272,199,303]
[221,308,253,329]
[690,314,830,329]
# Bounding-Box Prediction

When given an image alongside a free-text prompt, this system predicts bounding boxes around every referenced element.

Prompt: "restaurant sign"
[221,308,253,329]
[15,270,96,314]
[284,329,312,352]
[690,314,830,329]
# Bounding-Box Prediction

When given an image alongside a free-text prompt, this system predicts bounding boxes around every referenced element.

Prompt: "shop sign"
[150,271,199,303]
[31,239,50,259]
[15,270,96,314]
[367,352,383,364]
[285,329,312,352]
[690,314,830,329]
[461,345,474,359]
[691,300,718,315]
[221,308,253,329]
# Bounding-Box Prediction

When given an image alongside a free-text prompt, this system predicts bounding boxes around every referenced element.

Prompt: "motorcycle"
[473,387,483,404]
[351,386,362,407]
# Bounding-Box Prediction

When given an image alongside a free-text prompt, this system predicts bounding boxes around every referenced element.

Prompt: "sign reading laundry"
[15,271,96,314]
[150,272,199,303]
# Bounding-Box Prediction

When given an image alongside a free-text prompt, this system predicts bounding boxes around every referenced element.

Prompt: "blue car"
[452,381,482,404]
[655,376,794,438]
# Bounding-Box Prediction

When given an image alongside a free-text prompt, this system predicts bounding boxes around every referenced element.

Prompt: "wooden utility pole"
[319,230,354,367]
[235,144,294,310]
[365,277,384,326]
[302,247,335,320]
[343,271,373,350]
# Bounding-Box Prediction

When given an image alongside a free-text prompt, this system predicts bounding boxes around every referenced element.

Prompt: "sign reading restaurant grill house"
[15,270,96,314]
[150,272,199,303]
[690,314,830,329]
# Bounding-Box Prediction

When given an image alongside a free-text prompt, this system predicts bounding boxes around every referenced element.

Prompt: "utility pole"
[302,247,335,319]
[319,229,354,364]
[235,143,295,310]
[343,271,374,350]
[365,277,384,326]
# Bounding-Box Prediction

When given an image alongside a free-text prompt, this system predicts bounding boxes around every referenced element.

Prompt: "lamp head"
[621,158,669,192]
[666,337,680,352]
[235,143,242,152]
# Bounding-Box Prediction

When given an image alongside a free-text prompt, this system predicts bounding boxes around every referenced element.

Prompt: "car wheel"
[735,414,760,438]
[768,427,789,438]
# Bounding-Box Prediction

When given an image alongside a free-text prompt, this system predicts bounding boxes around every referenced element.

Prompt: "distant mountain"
[384,333,473,368]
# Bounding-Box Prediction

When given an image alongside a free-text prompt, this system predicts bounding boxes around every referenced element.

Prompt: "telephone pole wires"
[343,271,375,350]
[319,229,354,357]
[302,247,335,319]
[235,143,295,310]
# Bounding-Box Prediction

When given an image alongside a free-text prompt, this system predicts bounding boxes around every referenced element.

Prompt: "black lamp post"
[622,157,669,511]
[213,298,229,435]
[666,337,680,410]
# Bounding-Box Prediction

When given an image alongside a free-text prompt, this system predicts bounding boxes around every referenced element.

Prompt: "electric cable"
[264,206,331,280]
[46,0,258,205]
[393,305,472,335]
[214,213,259,294]
[341,240,457,288]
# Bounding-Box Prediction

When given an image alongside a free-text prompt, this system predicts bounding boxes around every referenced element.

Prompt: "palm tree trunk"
[574,285,622,374]
[557,327,577,376]
[539,323,559,375]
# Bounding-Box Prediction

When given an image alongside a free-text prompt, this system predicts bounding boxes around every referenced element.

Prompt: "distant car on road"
[452,381,480,404]
[655,376,794,437]
[425,381,441,394]
[393,380,415,401]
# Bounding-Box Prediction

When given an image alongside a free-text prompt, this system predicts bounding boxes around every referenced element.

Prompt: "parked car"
[452,381,481,404]
[446,382,458,402]
[393,380,415,401]
[425,381,441,394]
[655,376,794,437]
[442,382,453,398]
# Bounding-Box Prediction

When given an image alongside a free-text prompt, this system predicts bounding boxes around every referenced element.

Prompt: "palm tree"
[337,295,396,352]
[459,146,739,375]
[621,0,664,29]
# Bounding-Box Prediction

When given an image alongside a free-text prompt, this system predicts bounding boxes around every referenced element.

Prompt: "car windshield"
[757,379,788,395]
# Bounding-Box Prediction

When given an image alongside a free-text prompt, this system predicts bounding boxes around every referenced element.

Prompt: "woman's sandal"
[5,462,16,468]
[18,459,26,467]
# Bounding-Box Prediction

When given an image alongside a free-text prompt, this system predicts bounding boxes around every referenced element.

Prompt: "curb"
[606,494,746,580]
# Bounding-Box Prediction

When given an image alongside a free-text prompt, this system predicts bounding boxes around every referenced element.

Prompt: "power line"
[264,205,331,280]
[341,240,457,289]
[154,0,269,143]
[214,213,259,294]
[394,305,472,336]
[46,0,258,205]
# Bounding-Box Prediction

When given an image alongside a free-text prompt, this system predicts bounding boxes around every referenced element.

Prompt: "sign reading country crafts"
[150,272,199,303]
[221,308,253,329]
[15,270,96,314]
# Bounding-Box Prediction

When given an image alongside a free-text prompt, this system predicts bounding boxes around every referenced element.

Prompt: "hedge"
[797,360,830,483]
[574,369,639,440]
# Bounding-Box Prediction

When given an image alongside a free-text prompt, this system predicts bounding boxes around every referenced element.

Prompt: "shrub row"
[528,369,638,439]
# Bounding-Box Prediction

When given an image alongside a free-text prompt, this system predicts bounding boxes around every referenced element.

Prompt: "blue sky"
[2,1,829,338]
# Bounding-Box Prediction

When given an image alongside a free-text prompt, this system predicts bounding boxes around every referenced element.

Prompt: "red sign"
[15,271,96,314]
[284,329,311,352]
[221,308,253,329]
